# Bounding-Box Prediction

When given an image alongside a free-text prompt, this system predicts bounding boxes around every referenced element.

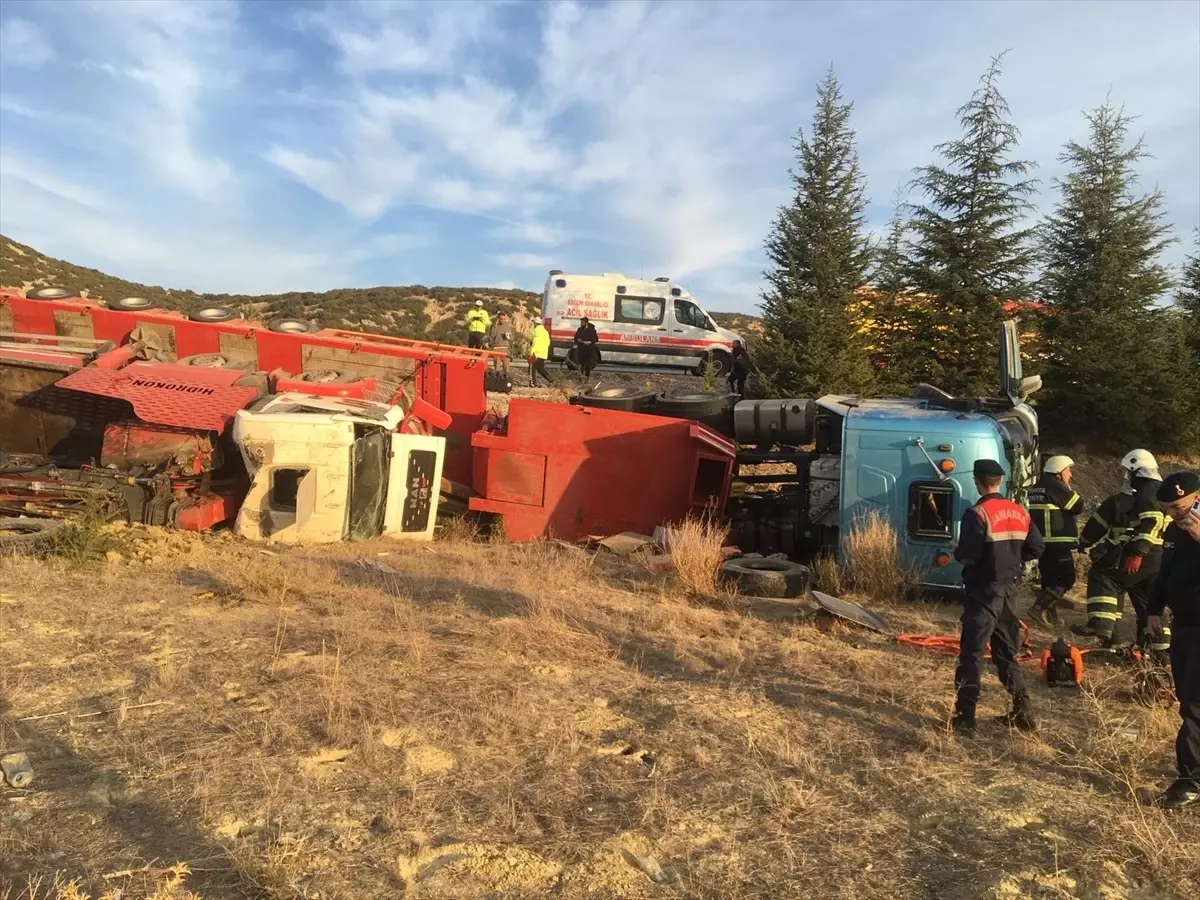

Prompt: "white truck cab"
[232,393,444,543]
[541,272,743,375]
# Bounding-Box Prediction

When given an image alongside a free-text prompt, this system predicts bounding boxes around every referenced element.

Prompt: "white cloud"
[489,220,567,247]
[0,153,108,210]
[492,252,554,270]
[0,18,53,68]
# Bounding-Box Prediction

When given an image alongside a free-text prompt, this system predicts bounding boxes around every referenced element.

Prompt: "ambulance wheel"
[177,353,232,368]
[26,286,79,300]
[695,350,732,377]
[188,305,240,323]
[298,369,357,384]
[109,296,160,312]
[267,317,316,334]
[571,387,657,413]
[719,557,811,598]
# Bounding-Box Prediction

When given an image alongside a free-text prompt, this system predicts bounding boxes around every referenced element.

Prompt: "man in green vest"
[465,300,490,349]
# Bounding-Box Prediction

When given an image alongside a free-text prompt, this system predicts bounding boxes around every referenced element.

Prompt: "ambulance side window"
[615,296,665,325]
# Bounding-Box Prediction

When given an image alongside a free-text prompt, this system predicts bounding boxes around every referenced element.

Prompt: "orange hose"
[895,621,1039,664]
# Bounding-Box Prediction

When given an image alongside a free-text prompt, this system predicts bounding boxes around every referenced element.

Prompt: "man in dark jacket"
[573,317,600,377]
[1027,455,1084,626]
[728,340,750,397]
[952,459,1045,734]
[1075,449,1169,660]
[1147,471,1200,810]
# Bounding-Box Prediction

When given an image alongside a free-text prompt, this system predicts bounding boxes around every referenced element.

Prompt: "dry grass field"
[2,507,1198,900]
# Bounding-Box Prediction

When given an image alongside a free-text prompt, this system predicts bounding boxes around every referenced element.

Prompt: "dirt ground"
[2,506,1199,900]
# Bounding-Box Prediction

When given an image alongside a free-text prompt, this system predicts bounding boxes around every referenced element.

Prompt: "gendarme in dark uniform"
[952,459,1044,734]
[1147,471,1200,810]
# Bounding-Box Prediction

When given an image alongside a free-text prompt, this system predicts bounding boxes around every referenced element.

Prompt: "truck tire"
[298,369,357,384]
[653,392,733,418]
[720,557,811,598]
[177,353,232,368]
[188,305,239,323]
[267,317,316,334]
[109,296,160,312]
[26,286,79,300]
[571,387,657,413]
[0,517,64,550]
[696,350,733,377]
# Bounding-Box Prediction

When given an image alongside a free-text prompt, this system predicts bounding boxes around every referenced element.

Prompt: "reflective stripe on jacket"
[955,493,1044,592]
[1027,473,1083,547]
[1080,477,1165,571]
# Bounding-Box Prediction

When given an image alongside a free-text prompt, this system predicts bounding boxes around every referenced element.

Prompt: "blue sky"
[1,0,1197,313]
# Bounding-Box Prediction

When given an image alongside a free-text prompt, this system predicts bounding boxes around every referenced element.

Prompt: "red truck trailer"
[2,287,735,543]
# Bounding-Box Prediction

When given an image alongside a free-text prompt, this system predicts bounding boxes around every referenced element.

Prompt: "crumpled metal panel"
[56,363,260,432]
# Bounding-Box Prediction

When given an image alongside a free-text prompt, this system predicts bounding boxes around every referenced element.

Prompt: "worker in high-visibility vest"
[465,300,491,349]
[1026,455,1084,626]
[529,321,553,387]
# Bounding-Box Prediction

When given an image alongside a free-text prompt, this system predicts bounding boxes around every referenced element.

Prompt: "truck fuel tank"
[733,399,816,448]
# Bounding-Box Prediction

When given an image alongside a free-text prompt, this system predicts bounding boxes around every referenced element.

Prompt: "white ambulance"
[540,272,744,375]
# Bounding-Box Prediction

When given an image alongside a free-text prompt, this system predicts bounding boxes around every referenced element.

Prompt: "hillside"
[0,235,762,344]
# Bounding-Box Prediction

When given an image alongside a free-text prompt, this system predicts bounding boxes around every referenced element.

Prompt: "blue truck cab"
[728,321,1041,591]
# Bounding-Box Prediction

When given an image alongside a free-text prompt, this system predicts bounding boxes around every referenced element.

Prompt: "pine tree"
[754,67,873,398]
[1037,103,1188,449]
[866,196,928,393]
[905,53,1038,397]
[1178,231,1200,364]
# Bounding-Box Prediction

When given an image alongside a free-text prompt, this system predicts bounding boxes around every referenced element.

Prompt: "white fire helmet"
[1120,449,1161,481]
[1043,455,1074,475]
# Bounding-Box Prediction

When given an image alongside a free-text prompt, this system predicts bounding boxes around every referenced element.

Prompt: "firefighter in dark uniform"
[1074,449,1170,661]
[1147,471,1200,810]
[952,459,1045,734]
[1027,455,1084,627]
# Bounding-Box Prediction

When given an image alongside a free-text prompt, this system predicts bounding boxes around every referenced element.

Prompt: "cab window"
[674,299,715,331]
[908,482,955,539]
[614,296,665,325]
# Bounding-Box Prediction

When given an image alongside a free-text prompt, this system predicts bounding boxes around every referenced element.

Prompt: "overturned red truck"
[0,288,735,543]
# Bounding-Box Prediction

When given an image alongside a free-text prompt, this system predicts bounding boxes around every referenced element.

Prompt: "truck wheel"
[653,392,736,419]
[298,369,357,384]
[720,558,811,598]
[177,353,231,368]
[697,350,732,377]
[267,317,316,334]
[109,296,160,312]
[188,305,239,323]
[0,517,65,550]
[571,387,657,413]
[26,286,79,300]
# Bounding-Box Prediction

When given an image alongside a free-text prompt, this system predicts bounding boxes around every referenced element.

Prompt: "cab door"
[671,298,717,369]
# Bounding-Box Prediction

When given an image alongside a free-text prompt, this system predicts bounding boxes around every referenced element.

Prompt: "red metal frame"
[1,289,500,484]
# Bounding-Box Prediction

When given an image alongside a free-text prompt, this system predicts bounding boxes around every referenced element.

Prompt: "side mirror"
[1019,375,1042,399]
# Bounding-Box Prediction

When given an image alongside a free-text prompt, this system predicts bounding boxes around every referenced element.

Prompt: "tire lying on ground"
[267,317,316,334]
[26,286,79,300]
[188,305,240,323]
[719,557,812,598]
[0,517,65,550]
[109,296,160,312]
[571,386,657,413]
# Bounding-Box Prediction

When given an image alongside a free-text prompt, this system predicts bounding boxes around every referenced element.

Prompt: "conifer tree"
[1037,103,1189,448]
[906,53,1037,397]
[1178,232,1200,365]
[754,67,873,397]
